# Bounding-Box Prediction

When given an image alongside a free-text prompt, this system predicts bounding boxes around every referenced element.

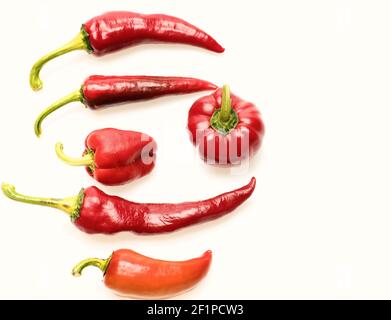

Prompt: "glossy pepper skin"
[83,76,217,109]
[30,11,224,91]
[84,11,225,55]
[55,128,157,186]
[1,177,256,235]
[72,249,212,299]
[34,75,217,137]
[188,85,265,165]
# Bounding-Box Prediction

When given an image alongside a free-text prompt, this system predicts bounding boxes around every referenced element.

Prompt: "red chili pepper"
[187,85,265,165]
[34,75,217,137]
[30,11,224,91]
[72,249,212,299]
[55,128,156,186]
[1,177,256,234]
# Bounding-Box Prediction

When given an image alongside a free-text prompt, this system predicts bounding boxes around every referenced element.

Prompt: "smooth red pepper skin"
[82,75,217,109]
[75,177,256,234]
[104,249,212,298]
[188,88,265,165]
[84,128,156,185]
[83,11,225,55]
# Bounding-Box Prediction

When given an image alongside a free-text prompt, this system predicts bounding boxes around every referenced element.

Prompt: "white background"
[0,0,390,299]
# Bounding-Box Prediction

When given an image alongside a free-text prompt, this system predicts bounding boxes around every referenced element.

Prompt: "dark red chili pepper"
[188,85,265,165]
[1,177,255,234]
[34,75,217,137]
[30,11,224,91]
[72,248,212,299]
[55,128,157,186]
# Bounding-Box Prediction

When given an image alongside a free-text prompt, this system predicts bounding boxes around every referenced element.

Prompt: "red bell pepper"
[72,249,212,299]
[187,85,265,165]
[55,128,156,186]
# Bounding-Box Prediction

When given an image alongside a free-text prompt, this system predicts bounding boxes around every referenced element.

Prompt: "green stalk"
[1,183,83,221]
[220,85,232,122]
[30,28,91,91]
[34,89,84,137]
[72,256,112,277]
[55,143,95,167]
[210,85,239,135]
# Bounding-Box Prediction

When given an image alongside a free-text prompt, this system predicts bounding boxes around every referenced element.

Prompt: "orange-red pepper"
[72,249,212,299]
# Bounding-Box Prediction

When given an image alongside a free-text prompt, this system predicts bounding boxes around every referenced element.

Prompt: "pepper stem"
[1,183,83,218]
[34,89,84,137]
[72,256,112,277]
[220,85,232,122]
[30,29,90,91]
[55,143,94,167]
[210,85,239,135]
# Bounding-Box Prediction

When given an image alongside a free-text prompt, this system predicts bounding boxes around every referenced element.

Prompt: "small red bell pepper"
[72,249,212,299]
[55,128,156,186]
[187,85,265,165]
[30,11,224,91]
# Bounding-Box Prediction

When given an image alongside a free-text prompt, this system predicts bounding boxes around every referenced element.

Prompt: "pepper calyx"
[210,85,239,135]
[210,109,239,135]
[84,149,96,174]
[70,189,85,222]
[80,25,93,53]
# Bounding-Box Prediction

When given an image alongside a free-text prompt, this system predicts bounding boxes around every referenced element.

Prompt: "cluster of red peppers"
[3,11,265,299]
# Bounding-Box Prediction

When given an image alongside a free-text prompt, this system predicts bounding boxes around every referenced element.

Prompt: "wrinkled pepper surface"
[2,177,256,234]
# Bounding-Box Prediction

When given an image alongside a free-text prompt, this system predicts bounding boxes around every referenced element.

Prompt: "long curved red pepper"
[55,128,157,186]
[30,11,224,91]
[85,12,224,55]
[72,249,212,299]
[188,85,265,165]
[34,75,217,137]
[1,177,255,234]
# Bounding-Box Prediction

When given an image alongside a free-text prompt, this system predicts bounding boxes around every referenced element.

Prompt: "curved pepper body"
[103,249,212,299]
[82,75,217,109]
[74,177,256,234]
[188,88,265,165]
[30,11,224,91]
[84,128,156,185]
[34,76,217,137]
[84,11,225,55]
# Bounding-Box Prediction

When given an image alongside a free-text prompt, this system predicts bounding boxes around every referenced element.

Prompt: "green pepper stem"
[30,30,89,91]
[55,142,94,167]
[220,85,232,122]
[1,183,80,216]
[72,256,111,277]
[210,84,238,135]
[34,89,83,137]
